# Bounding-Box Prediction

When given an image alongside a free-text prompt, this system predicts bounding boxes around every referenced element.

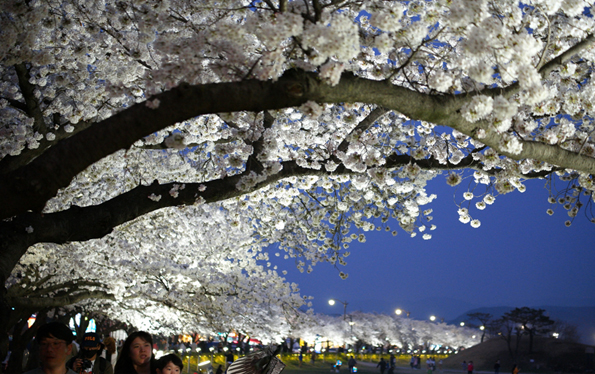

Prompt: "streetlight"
[430,315,444,323]
[195,348,201,373]
[460,322,465,327]
[329,299,348,320]
[186,348,192,374]
[395,309,410,317]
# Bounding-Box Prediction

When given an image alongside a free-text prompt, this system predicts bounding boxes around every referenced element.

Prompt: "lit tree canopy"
[6,204,304,336]
[1,0,595,339]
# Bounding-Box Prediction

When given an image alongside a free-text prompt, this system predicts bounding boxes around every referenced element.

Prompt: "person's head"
[156,354,183,374]
[80,332,103,360]
[115,331,154,374]
[103,337,117,354]
[35,322,74,370]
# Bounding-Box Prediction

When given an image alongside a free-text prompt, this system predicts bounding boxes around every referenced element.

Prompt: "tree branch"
[7,290,115,309]
[482,33,595,99]
[2,65,594,223]
[0,120,93,175]
[9,279,106,299]
[0,73,310,220]
[538,33,595,78]
[14,63,46,134]
[1,96,28,112]
[337,106,389,152]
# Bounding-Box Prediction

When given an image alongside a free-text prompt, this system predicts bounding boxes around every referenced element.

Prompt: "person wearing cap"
[67,333,113,374]
[25,322,78,374]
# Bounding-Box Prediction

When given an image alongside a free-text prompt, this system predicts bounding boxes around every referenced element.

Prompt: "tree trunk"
[6,311,46,374]
[0,292,10,374]
[506,335,515,361]
[6,318,29,374]
[514,330,522,359]
[70,312,90,342]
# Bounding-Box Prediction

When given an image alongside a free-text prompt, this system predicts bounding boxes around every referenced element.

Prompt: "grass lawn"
[282,360,381,374]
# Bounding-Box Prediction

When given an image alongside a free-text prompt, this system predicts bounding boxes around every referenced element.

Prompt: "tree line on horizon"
[466,307,580,360]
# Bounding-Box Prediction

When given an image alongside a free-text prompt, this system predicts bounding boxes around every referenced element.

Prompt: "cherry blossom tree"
[1,0,595,363]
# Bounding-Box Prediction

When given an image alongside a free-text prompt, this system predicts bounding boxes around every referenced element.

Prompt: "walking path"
[357,362,495,374]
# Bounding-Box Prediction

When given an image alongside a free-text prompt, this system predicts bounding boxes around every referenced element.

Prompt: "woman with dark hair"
[114,332,156,374]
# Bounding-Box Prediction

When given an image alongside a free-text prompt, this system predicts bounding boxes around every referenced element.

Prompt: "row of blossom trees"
[293,312,478,353]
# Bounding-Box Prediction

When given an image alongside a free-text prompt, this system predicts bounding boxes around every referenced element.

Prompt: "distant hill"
[448,306,595,345]
[405,297,479,320]
[442,336,595,373]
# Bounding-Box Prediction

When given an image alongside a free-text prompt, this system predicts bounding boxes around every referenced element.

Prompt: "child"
[157,354,184,374]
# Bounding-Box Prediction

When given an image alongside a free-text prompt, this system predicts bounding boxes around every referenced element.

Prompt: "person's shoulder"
[67,369,78,374]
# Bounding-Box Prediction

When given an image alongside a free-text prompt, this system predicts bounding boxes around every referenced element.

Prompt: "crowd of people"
[19,321,524,374]
[22,322,190,374]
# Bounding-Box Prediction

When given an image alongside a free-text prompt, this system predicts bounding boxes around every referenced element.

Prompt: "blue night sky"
[268,176,595,322]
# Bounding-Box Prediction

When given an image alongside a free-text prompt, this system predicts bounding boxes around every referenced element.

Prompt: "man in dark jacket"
[377,358,387,374]
[67,333,113,374]
[348,356,357,373]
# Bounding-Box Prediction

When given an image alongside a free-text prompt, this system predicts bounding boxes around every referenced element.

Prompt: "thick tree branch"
[0,74,309,219]
[0,120,92,175]
[7,290,115,309]
[9,279,105,299]
[0,145,557,283]
[307,73,595,176]
[2,65,594,222]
